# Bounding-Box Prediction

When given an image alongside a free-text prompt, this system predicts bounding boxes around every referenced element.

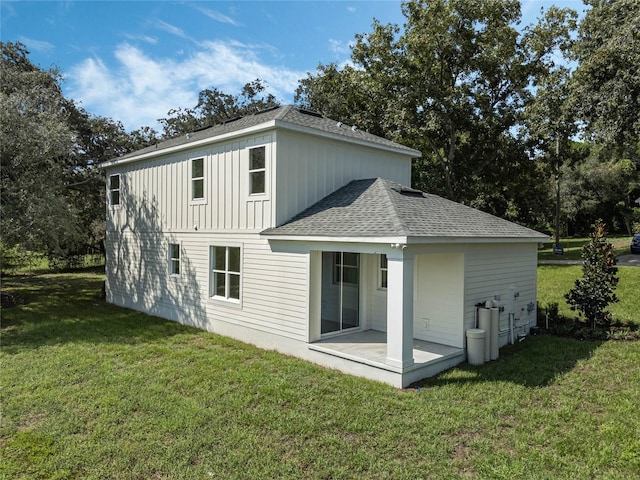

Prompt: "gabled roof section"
[261,178,548,242]
[100,105,421,168]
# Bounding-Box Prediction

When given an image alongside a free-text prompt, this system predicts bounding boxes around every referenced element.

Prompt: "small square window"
[249,146,266,194]
[191,158,204,201]
[169,243,180,276]
[109,174,120,206]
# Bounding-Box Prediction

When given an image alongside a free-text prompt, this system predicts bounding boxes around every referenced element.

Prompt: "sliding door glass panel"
[321,252,359,334]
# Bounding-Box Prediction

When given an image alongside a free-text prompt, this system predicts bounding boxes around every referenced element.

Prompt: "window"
[333,252,359,286]
[169,243,180,276]
[210,246,241,301]
[191,158,204,201]
[249,146,266,194]
[379,254,388,289]
[109,174,120,206]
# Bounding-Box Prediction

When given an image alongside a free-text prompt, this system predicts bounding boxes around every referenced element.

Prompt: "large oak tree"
[296,0,575,227]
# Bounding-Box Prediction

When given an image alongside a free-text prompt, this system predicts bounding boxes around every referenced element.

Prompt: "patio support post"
[385,249,415,369]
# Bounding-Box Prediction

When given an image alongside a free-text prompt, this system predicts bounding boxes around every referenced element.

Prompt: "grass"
[537,265,640,324]
[538,235,632,261]
[2,272,640,479]
[0,251,105,276]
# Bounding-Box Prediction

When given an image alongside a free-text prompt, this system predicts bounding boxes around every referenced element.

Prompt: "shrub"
[565,220,619,330]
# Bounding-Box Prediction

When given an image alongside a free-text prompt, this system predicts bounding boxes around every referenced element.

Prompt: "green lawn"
[2,273,640,479]
[537,265,640,324]
[538,235,632,261]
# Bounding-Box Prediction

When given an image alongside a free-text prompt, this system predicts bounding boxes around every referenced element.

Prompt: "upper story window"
[379,254,388,289]
[210,245,241,302]
[169,243,180,276]
[109,174,120,206]
[249,146,266,195]
[191,158,205,202]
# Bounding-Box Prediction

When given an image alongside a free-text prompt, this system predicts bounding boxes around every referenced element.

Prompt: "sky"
[2,0,586,132]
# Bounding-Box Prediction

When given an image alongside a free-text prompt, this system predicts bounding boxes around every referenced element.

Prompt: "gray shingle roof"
[104,105,420,166]
[262,178,547,240]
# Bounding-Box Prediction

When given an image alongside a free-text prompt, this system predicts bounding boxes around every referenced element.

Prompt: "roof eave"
[405,235,549,244]
[261,233,548,243]
[273,119,422,158]
[261,234,410,244]
[99,115,422,170]
[98,121,279,169]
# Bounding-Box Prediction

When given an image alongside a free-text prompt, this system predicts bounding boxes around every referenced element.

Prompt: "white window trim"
[248,145,268,197]
[109,173,121,208]
[190,157,207,205]
[378,254,388,290]
[209,244,242,305]
[168,241,182,278]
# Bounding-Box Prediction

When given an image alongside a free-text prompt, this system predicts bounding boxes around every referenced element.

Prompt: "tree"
[1,41,83,254]
[565,219,619,330]
[565,0,640,235]
[569,0,640,151]
[296,0,576,227]
[159,79,279,138]
[1,42,137,260]
[560,147,638,235]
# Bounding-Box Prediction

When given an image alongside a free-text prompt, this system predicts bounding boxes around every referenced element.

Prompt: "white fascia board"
[265,237,410,255]
[405,235,549,244]
[98,121,279,169]
[263,234,547,245]
[274,119,422,158]
[263,235,408,244]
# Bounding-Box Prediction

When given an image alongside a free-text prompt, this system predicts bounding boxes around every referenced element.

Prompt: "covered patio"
[309,330,464,378]
[263,178,546,386]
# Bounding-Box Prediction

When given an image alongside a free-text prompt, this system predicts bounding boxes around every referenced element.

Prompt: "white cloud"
[329,38,352,56]
[123,33,158,45]
[68,42,304,131]
[18,36,54,53]
[151,19,191,40]
[193,6,239,26]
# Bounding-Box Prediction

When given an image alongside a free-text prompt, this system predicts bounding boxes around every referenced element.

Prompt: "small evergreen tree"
[565,219,619,330]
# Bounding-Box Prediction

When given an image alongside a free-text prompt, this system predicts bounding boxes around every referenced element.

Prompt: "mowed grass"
[538,236,632,260]
[2,273,640,479]
[537,265,640,323]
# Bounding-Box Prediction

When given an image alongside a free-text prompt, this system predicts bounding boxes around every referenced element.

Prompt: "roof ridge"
[271,104,292,120]
[376,178,411,236]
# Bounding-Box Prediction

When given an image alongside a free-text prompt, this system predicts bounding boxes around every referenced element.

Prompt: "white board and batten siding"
[107,132,276,235]
[464,243,539,346]
[274,130,413,226]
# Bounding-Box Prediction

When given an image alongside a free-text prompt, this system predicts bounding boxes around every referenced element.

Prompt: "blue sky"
[2,0,584,132]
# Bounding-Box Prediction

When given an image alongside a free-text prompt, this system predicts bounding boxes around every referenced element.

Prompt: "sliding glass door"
[321,252,360,334]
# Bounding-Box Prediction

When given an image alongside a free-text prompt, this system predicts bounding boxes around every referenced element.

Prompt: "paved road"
[539,254,640,267]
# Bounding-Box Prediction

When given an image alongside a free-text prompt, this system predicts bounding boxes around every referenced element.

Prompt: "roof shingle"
[262,178,547,240]
[104,105,420,166]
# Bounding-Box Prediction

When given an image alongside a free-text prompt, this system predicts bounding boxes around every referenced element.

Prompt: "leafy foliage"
[159,79,279,138]
[1,42,82,254]
[0,42,140,259]
[568,0,640,150]
[296,0,576,228]
[565,220,619,329]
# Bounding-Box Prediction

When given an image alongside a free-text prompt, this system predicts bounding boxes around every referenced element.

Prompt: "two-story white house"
[100,105,546,388]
